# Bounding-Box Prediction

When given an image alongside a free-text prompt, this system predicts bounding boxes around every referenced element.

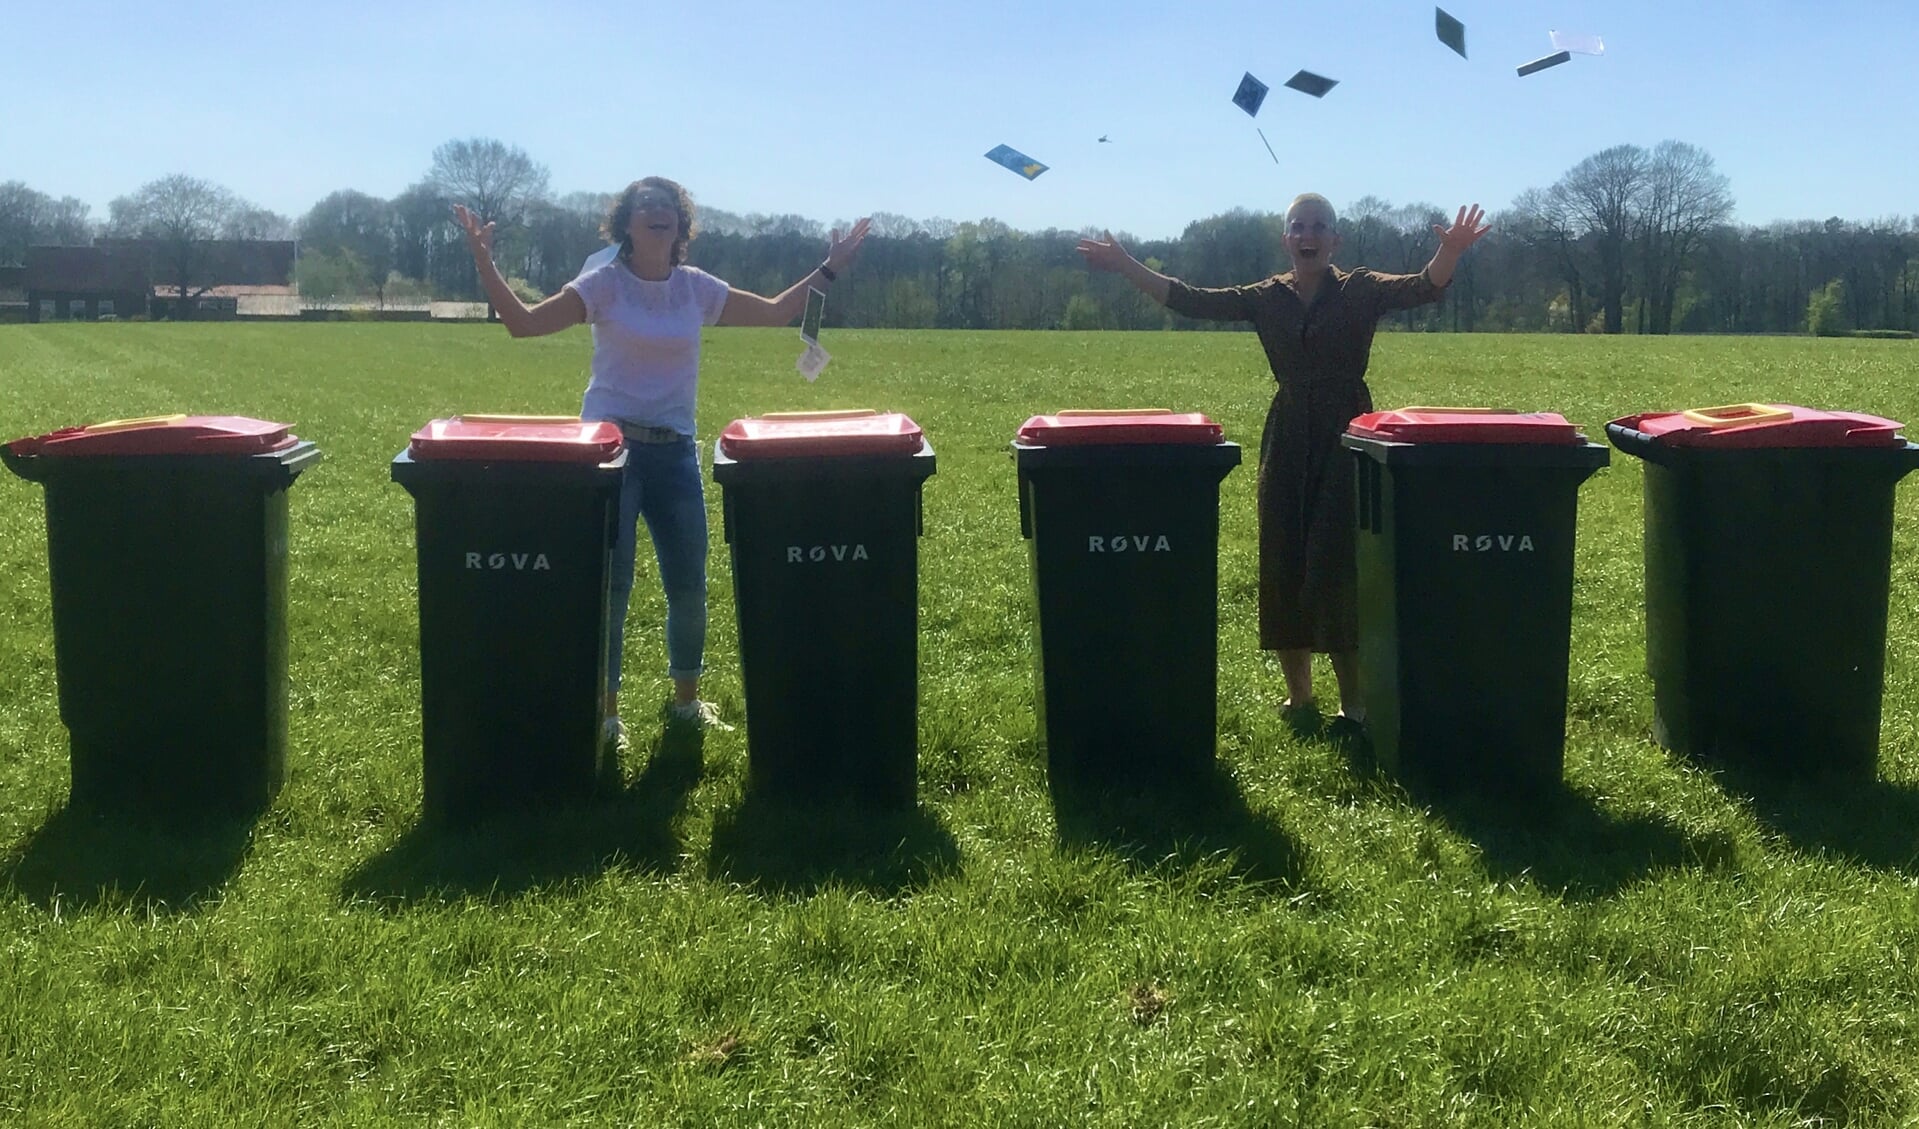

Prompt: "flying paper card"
[792,287,829,378]
[1516,50,1572,77]
[796,343,830,382]
[1284,70,1338,98]
[1548,30,1605,56]
[1232,72,1269,117]
[1435,8,1467,58]
[800,286,825,346]
[985,144,1048,180]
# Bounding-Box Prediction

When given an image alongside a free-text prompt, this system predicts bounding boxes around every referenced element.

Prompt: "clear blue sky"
[9,0,1916,240]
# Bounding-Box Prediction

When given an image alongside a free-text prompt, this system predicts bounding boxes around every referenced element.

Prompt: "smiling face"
[603,177,697,266]
[624,186,681,250]
[1283,195,1341,273]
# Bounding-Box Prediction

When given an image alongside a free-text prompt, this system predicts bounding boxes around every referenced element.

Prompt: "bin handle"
[1,444,44,481]
[1055,408,1175,417]
[758,409,879,420]
[456,414,584,424]
[1679,403,1793,428]
[1396,406,1519,414]
[82,413,189,433]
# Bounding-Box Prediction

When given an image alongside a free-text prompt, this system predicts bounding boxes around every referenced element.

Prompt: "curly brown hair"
[602,177,698,266]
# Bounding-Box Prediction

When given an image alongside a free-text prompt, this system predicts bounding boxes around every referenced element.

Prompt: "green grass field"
[3,324,1919,1126]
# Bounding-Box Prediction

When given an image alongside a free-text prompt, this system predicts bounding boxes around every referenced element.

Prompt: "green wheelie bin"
[1343,408,1609,792]
[2,414,321,818]
[1608,403,1919,778]
[391,415,626,823]
[1013,410,1241,793]
[712,410,935,808]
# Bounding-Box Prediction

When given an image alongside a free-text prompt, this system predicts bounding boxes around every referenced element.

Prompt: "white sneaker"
[667,699,735,732]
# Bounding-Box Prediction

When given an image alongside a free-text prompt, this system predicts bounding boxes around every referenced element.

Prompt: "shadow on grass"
[706,790,961,898]
[2,802,258,914]
[341,723,703,906]
[1270,701,1372,774]
[1418,781,1739,900]
[1717,765,1919,873]
[1322,722,1734,899]
[1050,759,1310,888]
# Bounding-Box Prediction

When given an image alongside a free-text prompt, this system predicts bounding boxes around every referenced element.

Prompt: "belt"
[618,422,688,445]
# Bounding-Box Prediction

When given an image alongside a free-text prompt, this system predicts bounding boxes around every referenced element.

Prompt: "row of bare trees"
[5,137,1915,335]
[2,175,291,302]
[1506,141,1735,334]
[102,176,294,303]
[0,183,92,264]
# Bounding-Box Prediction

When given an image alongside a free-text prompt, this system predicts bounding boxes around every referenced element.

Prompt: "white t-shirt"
[564,256,730,436]
[576,245,617,355]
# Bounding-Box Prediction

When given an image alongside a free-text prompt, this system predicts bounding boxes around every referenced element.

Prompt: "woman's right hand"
[1075,230,1134,273]
[451,204,494,262]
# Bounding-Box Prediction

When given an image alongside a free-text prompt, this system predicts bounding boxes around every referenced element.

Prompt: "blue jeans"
[606,435,707,694]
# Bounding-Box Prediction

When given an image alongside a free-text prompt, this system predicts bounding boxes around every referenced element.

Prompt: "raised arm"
[718,218,872,327]
[1077,231,1256,321]
[1076,231,1172,306]
[453,204,585,338]
[1423,204,1491,288]
[1368,204,1494,315]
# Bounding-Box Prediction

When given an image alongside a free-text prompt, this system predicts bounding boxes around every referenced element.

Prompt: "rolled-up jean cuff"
[666,666,703,681]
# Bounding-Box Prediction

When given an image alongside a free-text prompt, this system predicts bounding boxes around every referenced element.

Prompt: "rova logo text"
[1452,534,1535,552]
[787,545,870,562]
[466,552,553,570]
[1088,535,1173,553]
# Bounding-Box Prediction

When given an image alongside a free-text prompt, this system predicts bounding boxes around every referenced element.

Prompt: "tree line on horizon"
[3,138,1914,336]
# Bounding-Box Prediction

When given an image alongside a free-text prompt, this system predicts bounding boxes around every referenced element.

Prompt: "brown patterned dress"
[1166,266,1447,652]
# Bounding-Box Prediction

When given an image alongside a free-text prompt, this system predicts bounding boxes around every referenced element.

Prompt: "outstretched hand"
[825,218,872,274]
[451,204,494,261]
[1076,230,1133,273]
[1433,204,1491,255]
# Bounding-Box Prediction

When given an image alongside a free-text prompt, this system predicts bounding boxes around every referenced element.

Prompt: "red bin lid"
[408,415,625,462]
[1346,407,1586,445]
[1017,409,1224,446]
[718,410,924,459]
[6,414,297,457]
[1609,403,1905,449]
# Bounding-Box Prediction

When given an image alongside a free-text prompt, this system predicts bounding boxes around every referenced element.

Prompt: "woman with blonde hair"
[1079,194,1489,725]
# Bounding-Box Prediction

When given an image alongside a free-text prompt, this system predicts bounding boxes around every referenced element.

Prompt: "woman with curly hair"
[453,178,870,744]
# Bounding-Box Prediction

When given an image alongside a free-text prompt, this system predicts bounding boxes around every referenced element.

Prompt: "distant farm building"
[0,264,24,322]
[23,245,152,322]
[24,239,295,322]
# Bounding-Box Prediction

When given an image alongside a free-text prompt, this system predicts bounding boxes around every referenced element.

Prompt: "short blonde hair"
[1287,193,1338,229]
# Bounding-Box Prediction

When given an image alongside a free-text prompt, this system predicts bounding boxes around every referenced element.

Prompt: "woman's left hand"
[1433,204,1491,254]
[825,217,872,274]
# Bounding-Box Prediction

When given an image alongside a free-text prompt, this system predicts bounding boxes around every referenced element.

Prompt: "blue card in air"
[985,144,1049,180]
[1232,72,1269,116]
